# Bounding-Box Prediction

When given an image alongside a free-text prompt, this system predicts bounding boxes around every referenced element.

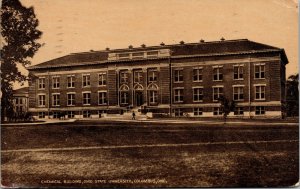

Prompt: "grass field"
[1,121,299,187]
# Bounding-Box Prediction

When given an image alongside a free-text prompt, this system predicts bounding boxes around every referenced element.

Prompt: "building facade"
[27,39,288,119]
[12,87,29,114]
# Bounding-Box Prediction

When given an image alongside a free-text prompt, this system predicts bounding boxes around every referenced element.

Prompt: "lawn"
[1,122,299,187]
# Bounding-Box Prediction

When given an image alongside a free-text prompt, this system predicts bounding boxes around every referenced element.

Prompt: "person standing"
[132,111,136,120]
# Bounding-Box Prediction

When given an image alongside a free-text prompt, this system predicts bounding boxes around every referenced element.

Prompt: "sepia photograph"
[1,0,299,188]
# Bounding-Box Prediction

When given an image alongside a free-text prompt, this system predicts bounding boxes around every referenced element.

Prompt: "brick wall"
[28,51,285,118]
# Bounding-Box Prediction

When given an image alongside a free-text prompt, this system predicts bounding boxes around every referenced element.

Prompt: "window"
[132,52,144,59]
[67,75,75,88]
[213,87,223,101]
[52,94,60,106]
[82,74,90,87]
[67,93,75,106]
[193,68,203,82]
[148,68,157,82]
[255,85,266,100]
[213,107,222,115]
[83,110,91,118]
[234,65,244,80]
[67,111,75,118]
[83,92,91,105]
[148,83,158,105]
[98,110,107,118]
[120,92,129,104]
[98,73,107,86]
[52,112,59,118]
[194,108,203,116]
[174,69,183,82]
[149,90,158,104]
[120,71,129,83]
[15,98,19,105]
[98,92,107,105]
[234,107,244,115]
[38,77,45,89]
[255,64,265,79]
[174,108,183,117]
[52,76,60,89]
[15,98,23,105]
[118,53,130,59]
[16,106,23,112]
[174,88,184,102]
[193,87,203,102]
[38,112,46,118]
[233,86,244,101]
[213,67,223,81]
[147,51,158,57]
[120,84,129,105]
[255,106,265,115]
[134,70,143,83]
[38,94,46,107]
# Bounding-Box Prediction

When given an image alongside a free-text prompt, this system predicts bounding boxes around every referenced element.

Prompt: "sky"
[17,0,299,89]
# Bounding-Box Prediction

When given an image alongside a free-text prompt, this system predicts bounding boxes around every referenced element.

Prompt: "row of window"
[116,50,160,60]
[38,110,107,119]
[37,64,266,89]
[174,106,266,117]
[174,64,265,82]
[15,106,25,113]
[38,92,107,107]
[174,85,266,103]
[38,73,107,89]
[14,97,26,105]
[37,85,266,107]
[38,91,159,107]
[37,106,266,119]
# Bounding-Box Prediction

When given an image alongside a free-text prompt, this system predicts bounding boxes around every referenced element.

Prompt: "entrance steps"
[104,106,149,120]
[104,113,148,120]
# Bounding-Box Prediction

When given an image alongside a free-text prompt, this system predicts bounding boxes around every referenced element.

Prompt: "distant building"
[27,39,288,119]
[12,87,29,114]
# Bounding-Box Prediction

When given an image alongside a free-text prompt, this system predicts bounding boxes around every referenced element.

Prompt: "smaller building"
[12,87,29,114]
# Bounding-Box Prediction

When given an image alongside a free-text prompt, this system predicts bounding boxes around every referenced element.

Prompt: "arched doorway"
[134,84,144,107]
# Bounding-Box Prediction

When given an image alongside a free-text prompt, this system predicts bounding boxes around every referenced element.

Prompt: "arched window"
[134,84,144,91]
[119,84,129,91]
[119,84,129,105]
[147,83,158,104]
[147,83,159,90]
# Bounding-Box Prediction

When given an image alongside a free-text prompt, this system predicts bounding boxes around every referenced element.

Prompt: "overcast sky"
[17,0,298,88]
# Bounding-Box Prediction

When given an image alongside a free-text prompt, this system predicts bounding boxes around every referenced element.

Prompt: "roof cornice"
[28,49,284,70]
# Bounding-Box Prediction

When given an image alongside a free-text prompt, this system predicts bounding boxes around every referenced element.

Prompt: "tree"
[1,0,42,121]
[286,74,299,117]
[218,95,236,123]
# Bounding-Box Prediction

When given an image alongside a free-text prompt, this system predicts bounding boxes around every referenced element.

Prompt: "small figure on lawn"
[132,111,136,120]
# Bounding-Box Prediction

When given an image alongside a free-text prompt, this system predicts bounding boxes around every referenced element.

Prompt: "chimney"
[141,44,146,48]
[180,41,185,45]
[105,47,110,51]
[128,45,133,49]
[200,39,205,43]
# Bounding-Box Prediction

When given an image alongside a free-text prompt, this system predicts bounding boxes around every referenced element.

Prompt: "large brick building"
[27,39,288,119]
